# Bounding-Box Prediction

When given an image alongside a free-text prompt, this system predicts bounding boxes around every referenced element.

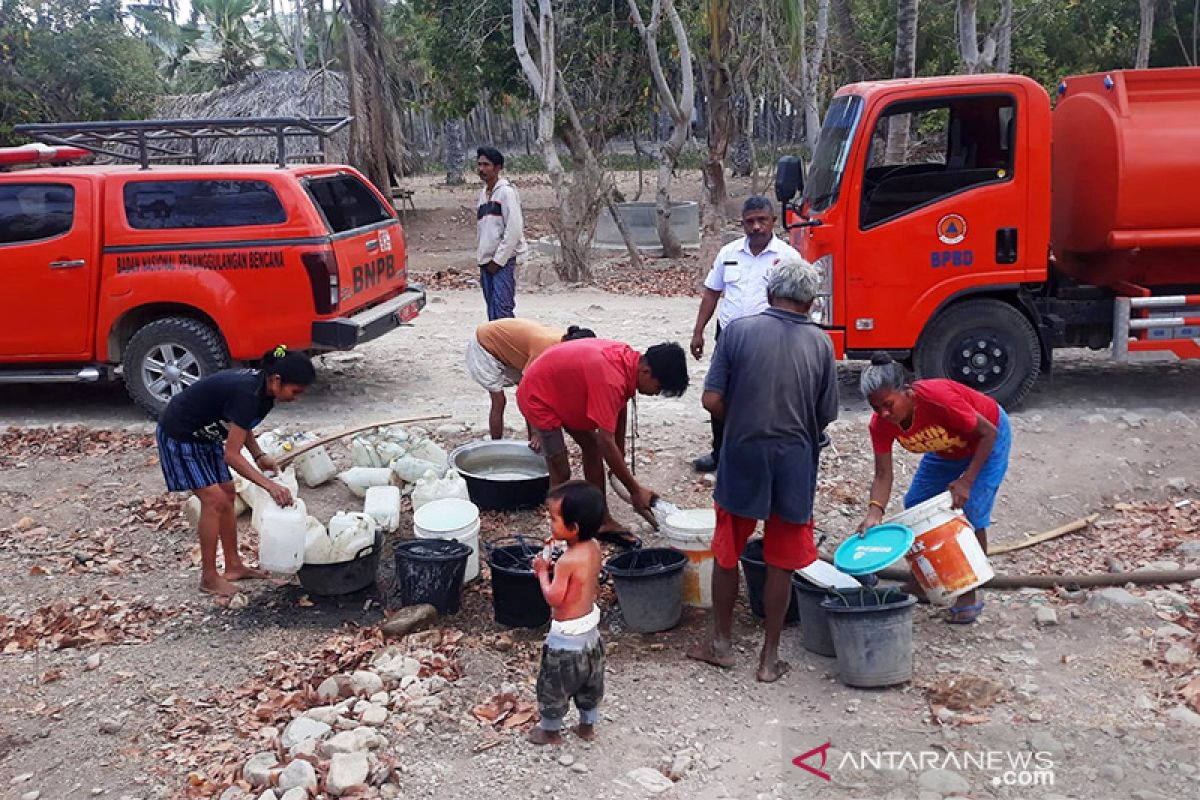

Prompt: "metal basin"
[449,440,550,511]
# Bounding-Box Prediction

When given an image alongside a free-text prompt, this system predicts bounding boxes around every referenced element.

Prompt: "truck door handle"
[49,259,86,270]
[995,228,1018,264]
[365,239,379,252]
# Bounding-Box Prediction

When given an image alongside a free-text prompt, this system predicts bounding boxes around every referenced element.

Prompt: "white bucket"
[660,508,717,608]
[886,492,993,606]
[413,498,482,582]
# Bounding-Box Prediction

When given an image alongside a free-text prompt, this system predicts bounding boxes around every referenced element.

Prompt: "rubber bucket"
[413,498,482,582]
[605,548,687,633]
[739,538,799,623]
[297,531,383,596]
[821,588,917,687]
[392,539,471,615]
[486,538,552,629]
[660,508,716,608]
[888,492,993,606]
[791,574,837,657]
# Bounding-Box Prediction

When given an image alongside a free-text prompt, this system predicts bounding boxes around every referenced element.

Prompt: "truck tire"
[124,317,229,418]
[914,299,1041,408]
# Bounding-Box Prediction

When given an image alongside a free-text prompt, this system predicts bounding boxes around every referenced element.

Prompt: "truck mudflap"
[311,284,426,351]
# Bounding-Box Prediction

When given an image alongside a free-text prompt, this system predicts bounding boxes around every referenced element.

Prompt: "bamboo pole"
[989,514,1099,555]
[277,414,451,467]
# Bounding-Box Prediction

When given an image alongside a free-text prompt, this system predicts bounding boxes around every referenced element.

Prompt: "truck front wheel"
[123,317,229,418]
[915,299,1041,408]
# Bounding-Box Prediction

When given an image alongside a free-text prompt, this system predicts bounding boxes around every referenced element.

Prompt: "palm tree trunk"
[887,0,919,163]
[444,118,467,186]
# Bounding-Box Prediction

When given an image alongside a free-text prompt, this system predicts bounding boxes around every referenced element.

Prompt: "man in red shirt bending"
[517,338,689,545]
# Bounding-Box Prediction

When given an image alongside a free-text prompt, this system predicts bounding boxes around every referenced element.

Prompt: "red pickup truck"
[0,132,424,416]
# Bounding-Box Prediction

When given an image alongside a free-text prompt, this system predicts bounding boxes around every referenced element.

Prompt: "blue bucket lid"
[833,524,915,575]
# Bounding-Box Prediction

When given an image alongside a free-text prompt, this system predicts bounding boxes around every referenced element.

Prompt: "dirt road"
[2,173,1199,800]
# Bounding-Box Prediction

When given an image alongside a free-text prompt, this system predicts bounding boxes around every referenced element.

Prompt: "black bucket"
[605,548,686,633]
[739,539,800,623]
[821,588,917,687]
[393,539,471,615]
[297,531,383,596]
[791,574,837,657]
[486,538,552,629]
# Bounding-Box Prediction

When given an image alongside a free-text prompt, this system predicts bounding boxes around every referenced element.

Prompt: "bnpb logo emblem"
[936,214,967,245]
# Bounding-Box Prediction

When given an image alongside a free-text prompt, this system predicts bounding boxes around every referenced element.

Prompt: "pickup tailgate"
[304,172,411,314]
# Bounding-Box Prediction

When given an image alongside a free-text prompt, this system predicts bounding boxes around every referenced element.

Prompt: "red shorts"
[711,504,817,571]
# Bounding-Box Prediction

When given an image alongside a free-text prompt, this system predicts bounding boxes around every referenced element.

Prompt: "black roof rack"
[13,117,353,170]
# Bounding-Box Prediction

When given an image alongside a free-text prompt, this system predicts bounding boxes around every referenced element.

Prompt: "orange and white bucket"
[886,492,993,605]
[659,509,716,608]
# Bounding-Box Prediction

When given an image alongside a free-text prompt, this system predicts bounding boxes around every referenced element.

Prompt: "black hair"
[260,346,316,386]
[547,480,606,541]
[476,146,505,168]
[860,351,910,398]
[643,342,689,398]
[742,195,775,217]
[562,325,597,342]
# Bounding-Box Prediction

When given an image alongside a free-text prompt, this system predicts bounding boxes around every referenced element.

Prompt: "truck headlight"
[810,254,833,325]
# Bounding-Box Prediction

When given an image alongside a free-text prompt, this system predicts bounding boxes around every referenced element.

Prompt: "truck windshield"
[803,95,863,213]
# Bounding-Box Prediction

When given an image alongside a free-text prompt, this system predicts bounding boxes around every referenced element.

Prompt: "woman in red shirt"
[856,354,1012,623]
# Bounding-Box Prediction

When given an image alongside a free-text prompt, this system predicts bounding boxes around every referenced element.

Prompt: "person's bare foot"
[686,642,736,669]
[527,727,562,745]
[224,565,269,581]
[756,659,791,683]
[199,573,240,597]
[572,723,595,742]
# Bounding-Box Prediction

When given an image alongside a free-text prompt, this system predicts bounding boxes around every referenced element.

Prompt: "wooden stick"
[989,514,1099,556]
[277,414,451,467]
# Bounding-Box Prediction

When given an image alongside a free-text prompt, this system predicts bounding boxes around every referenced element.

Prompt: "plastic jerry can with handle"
[364,485,402,533]
[258,497,308,573]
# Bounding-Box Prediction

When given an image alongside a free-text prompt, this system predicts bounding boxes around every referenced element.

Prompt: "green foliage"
[407,0,526,120]
[0,0,163,143]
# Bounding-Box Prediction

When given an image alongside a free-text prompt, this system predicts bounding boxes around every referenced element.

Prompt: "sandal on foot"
[947,601,985,624]
[596,529,642,550]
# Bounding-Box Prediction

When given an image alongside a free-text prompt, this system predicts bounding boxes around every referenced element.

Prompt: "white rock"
[1083,414,1107,425]
[321,730,368,756]
[256,792,277,800]
[1099,764,1125,783]
[379,657,422,682]
[277,759,318,793]
[369,691,390,705]
[350,670,384,696]
[1168,705,1200,728]
[1087,587,1147,609]
[1166,478,1192,493]
[1165,644,1193,665]
[623,767,674,794]
[1034,607,1058,626]
[668,753,694,780]
[359,702,389,726]
[317,676,342,701]
[918,769,969,795]
[279,790,308,800]
[303,705,340,726]
[1154,623,1190,639]
[243,752,279,788]
[327,752,370,796]
[281,718,331,751]
[427,675,450,694]
[21,793,41,800]
[558,753,576,767]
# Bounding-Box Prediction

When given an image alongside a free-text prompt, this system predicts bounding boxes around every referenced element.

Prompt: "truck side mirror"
[775,156,805,203]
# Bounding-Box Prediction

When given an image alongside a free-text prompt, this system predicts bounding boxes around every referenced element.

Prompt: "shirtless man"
[529,481,606,745]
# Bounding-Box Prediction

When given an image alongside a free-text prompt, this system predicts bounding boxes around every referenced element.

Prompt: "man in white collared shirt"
[689,196,802,472]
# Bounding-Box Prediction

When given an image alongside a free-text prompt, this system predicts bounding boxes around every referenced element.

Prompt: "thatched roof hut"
[155,69,380,166]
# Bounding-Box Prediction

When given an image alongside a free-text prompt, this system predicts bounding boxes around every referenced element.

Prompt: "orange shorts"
[712,503,817,571]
